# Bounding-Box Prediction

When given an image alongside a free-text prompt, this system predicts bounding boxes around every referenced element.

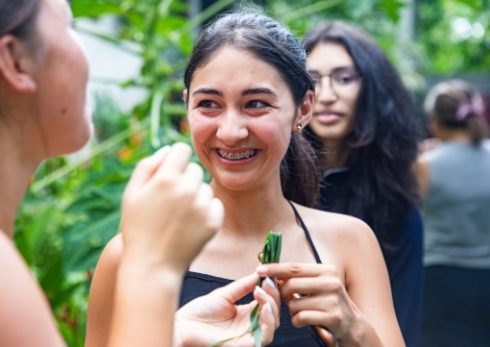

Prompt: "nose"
[216,109,248,145]
[317,77,338,104]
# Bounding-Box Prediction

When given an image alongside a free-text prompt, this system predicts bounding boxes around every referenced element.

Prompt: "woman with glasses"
[302,22,423,347]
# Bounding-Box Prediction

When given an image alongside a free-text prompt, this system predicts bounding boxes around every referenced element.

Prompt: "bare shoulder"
[293,204,377,248]
[89,232,124,292]
[100,233,124,265]
[291,204,383,281]
[0,232,64,347]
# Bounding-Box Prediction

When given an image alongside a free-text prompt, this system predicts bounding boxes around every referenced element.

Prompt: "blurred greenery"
[13,0,488,345]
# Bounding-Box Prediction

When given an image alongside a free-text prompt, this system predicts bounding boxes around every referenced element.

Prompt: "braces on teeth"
[217,149,257,160]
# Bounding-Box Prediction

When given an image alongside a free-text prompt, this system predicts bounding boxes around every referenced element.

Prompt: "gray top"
[423,141,490,268]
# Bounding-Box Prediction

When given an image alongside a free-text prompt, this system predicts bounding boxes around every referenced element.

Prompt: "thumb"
[211,273,259,304]
[125,146,170,195]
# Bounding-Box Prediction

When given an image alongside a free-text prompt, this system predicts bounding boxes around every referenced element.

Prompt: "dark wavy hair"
[302,21,420,242]
[184,12,319,207]
[0,0,40,40]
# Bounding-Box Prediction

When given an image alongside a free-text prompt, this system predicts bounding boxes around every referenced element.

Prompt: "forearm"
[108,261,183,347]
[337,315,385,347]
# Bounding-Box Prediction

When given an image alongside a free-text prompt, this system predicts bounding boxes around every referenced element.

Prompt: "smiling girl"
[88,13,404,347]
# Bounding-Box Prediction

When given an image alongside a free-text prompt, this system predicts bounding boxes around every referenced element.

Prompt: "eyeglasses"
[308,67,361,93]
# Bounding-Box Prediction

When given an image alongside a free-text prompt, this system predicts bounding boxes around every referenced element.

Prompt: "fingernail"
[153,145,171,157]
[265,277,275,289]
[264,302,272,314]
[256,265,267,275]
[255,285,267,298]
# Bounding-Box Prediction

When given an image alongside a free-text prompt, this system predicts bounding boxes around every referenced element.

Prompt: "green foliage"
[13,1,487,346]
[417,0,490,74]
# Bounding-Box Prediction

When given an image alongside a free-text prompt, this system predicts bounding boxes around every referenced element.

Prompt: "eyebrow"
[192,88,223,97]
[192,87,277,98]
[308,66,356,74]
[241,88,277,97]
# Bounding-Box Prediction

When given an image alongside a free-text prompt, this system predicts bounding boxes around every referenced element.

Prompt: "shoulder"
[101,233,124,263]
[294,204,380,260]
[297,204,375,240]
[91,233,124,285]
[0,232,64,346]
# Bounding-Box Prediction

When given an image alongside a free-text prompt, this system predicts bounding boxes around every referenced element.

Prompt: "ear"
[293,89,314,132]
[182,89,188,106]
[0,36,37,93]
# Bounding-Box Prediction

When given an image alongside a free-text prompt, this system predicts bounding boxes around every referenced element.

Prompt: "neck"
[210,172,294,239]
[0,129,41,238]
[318,139,350,171]
[438,128,470,144]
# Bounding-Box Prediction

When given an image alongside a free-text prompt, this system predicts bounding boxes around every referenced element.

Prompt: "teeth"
[217,149,258,160]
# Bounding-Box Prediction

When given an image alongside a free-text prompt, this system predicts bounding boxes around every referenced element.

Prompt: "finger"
[153,145,171,159]
[168,163,202,203]
[182,162,204,186]
[194,183,214,208]
[290,310,333,329]
[259,302,276,346]
[256,263,334,279]
[125,155,165,195]
[261,278,281,325]
[206,198,225,232]
[210,273,259,304]
[154,142,192,178]
[280,276,342,298]
[287,295,336,316]
[253,285,280,328]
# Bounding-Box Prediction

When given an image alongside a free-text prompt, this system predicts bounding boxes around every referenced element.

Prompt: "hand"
[174,274,281,347]
[120,142,224,274]
[256,263,365,343]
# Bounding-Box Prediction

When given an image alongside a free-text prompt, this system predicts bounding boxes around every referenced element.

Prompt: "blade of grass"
[207,231,282,347]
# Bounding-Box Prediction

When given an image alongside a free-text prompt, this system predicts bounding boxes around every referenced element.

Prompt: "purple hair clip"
[456,103,477,122]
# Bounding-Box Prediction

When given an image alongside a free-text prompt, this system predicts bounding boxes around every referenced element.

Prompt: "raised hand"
[174,274,281,347]
[121,142,224,273]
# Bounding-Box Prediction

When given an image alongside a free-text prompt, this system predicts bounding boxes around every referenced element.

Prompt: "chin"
[51,126,93,158]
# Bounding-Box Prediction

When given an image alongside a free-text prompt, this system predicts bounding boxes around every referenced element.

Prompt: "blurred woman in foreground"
[0,1,279,346]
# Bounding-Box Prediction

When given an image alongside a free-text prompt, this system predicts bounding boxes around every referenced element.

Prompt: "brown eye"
[332,69,361,85]
[308,71,321,84]
[198,100,218,108]
[247,100,268,109]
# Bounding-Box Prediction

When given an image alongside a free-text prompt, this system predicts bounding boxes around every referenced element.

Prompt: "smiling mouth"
[216,149,259,161]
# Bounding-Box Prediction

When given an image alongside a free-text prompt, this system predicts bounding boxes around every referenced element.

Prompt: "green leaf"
[379,0,406,23]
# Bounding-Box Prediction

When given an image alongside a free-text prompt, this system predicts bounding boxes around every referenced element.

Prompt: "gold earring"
[297,123,303,134]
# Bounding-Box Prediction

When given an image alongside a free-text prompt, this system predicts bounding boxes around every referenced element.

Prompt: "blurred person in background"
[0,1,280,346]
[417,79,490,347]
[301,22,423,347]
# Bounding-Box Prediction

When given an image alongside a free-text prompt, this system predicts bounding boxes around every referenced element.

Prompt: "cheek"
[188,115,217,150]
[255,118,292,156]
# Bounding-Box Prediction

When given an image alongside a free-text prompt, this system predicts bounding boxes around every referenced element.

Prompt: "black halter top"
[179,202,323,346]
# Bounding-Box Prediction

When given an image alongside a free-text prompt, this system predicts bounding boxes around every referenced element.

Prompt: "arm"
[0,232,65,347]
[386,209,424,347]
[414,157,430,199]
[257,217,405,347]
[85,235,122,347]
